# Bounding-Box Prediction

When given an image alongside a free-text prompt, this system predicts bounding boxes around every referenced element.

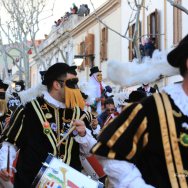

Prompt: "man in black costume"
[0,80,9,135]
[92,34,188,188]
[8,80,25,114]
[0,63,97,187]
[137,83,156,96]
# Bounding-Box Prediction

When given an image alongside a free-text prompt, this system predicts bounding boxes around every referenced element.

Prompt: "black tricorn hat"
[67,66,77,76]
[39,71,47,82]
[42,63,70,85]
[167,34,188,67]
[89,66,101,76]
[125,90,146,103]
[0,79,9,91]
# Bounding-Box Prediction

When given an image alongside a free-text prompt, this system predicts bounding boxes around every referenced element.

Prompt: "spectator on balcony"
[71,3,78,14]
[77,4,90,17]
[144,37,155,58]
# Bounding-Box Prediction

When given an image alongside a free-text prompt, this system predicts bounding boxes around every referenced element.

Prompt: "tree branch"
[89,0,132,41]
[167,0,188,15]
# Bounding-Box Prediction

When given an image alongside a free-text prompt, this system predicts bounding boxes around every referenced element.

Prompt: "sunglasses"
[56,78,79,89]
[106,108,115,112]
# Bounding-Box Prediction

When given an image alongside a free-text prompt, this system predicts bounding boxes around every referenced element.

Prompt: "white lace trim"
[163,83,188,116]
[43,91,65,108]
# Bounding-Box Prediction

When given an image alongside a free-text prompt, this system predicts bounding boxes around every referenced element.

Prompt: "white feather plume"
[18,84,47,105]
[107,50,179,87]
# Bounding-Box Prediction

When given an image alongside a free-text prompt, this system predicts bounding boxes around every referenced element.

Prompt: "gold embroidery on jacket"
[108,150,116,159]
[92,142,102,153]
[143,133,149,147]
[173,110,182,118]
[107,104,142,148]
[162,93,187,187]
[154,93,179,188]
[126,117,147,160]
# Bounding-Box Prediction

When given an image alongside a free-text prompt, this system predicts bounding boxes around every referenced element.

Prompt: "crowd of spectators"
[54,3,90,27]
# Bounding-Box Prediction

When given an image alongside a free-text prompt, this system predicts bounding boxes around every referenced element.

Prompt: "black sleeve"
[1,104,30,148]
[91,102,149,162]
[82,110,93,130]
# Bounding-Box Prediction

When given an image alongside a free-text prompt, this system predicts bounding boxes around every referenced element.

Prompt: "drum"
[80,154,106,181]
[32,154,103,188]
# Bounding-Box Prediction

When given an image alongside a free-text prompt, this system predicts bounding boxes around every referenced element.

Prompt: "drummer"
[0,63,97,187]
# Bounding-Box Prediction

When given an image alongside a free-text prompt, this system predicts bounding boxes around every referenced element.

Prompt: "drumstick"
[7,145,10,173]
[56,114,86,147]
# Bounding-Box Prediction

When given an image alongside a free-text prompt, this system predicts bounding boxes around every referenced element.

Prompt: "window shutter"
[103,27,108,60]
[173,0,182,45]
[85,34,94,55]
[147,15,151,36]
[78,41,85,70]
[100,27,108,62]
[178,4,182,42]
[138,21,142,42]
[85,34,94,66]
[155,9,160,49]
[129,25,133,61]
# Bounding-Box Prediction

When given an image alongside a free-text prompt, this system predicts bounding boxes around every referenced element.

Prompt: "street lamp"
[74,54,95,67]
[74,56,83,66]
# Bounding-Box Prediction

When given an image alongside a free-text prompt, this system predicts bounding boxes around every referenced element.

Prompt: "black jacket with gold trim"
[0,96,94,187]
[0,115,6,135]
[92,93,188,188]
[0,109,11,135]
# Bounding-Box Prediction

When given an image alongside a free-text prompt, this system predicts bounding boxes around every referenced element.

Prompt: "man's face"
[96,73,102,82]
[106,104,115,115]
[55,75,67,101]
[143,84,149,90]
[0,88,5,93]
[15,85,22,92]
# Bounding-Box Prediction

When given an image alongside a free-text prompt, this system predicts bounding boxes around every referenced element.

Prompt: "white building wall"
[30,0,187,88]
[74,4,121,84]
[182,0,188,37]
[166,1,173,52]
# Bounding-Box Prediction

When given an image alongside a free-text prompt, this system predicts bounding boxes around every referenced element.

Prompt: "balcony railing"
[38,14,85,52]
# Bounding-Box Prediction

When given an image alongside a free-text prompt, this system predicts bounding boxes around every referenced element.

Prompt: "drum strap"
[63,106,80,164]
[31,100,57,156]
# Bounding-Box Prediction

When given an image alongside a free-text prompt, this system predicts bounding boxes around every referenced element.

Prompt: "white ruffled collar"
[43,91,65,108]
[163,83,188,116]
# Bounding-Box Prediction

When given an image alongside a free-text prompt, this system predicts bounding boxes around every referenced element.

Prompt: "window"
[85,33,95,67]
[147,9,160,49]
[100,27,108,62]
[128,22,141,61]
[173,0,182,45]
[78,41,85,70]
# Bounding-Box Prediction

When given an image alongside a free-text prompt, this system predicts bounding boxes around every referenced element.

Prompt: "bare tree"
[0,32,9,79]
[90,0,145,63]
[0,0,55,88]
[167,0,188,15]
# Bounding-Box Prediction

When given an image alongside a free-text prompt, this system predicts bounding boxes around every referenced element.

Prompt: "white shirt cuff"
[0,142,17,171]
[97,156,155,188]
[74,128,97,156]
